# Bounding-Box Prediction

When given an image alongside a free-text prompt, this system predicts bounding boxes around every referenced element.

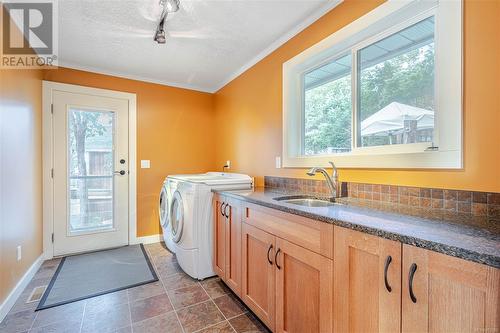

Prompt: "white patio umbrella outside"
[360,102,434,138]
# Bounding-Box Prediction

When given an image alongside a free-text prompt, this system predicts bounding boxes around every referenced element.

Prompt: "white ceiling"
[57,0,341,92]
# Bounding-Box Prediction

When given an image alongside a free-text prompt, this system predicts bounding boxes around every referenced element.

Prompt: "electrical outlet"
[140,160,150,169]
[275,156,281,168]
[226,160,231,169]
[17,245,22,261]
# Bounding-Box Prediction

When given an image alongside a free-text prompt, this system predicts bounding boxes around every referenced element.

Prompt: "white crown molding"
[56,61,214,93]
[57,1,343,94]
[213,0,343,93]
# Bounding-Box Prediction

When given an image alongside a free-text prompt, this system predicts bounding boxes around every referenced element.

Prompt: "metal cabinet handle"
[221,203,226,218]
[275,248,281,270]
[267,244,273,265]
[224,204,230,218]
[409,263,418,303]
[384,255,392,292]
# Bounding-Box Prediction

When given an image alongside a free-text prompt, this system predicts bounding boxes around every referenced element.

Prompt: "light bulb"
[162,0,179,13]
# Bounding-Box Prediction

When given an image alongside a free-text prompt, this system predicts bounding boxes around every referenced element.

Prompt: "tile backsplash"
[264,176,500,219]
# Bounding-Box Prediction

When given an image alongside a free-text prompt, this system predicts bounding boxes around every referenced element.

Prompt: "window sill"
[282,149,462,169]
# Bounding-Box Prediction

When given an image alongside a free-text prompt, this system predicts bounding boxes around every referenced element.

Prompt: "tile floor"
[0,242,270,333]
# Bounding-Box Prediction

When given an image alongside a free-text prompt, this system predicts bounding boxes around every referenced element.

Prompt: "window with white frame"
[283,0,462,169]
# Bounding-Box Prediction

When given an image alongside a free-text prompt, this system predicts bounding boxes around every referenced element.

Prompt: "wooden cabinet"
[402,245,500,333]
[275,237,333,333]
[334,226,402,333]
[224,196,242,295]
[212,195,242,296]
[215,196,500,333]
[242,222,276,330]
[241,202,334,332]
[213,194,226,278]
[334,227,500,333]
[241,210,334,333]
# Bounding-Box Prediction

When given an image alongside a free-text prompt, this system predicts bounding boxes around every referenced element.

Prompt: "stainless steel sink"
[273,195,337,207]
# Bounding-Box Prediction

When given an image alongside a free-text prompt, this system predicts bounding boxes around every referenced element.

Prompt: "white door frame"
[42,80,138,259]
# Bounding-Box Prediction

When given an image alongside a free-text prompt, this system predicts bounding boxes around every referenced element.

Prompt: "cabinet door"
[242,222,276,331]
[212,195,226,278]
[402,245,500,333]
[275,237,333,333]
[334,226,401,333]
[225,197,242,296]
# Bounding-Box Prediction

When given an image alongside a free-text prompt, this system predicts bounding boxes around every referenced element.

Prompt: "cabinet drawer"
[243,202,333,259]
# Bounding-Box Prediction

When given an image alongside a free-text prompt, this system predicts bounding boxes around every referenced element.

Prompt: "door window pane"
[68,109,115,233]
[303,53,352,155]
[358,17,435,147]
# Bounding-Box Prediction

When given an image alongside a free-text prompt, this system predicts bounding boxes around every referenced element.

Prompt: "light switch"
[141,160,150,169]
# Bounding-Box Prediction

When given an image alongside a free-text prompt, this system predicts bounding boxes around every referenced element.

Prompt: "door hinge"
[51,233,54,243]
[51,104,54,114]
[51,168,54,178]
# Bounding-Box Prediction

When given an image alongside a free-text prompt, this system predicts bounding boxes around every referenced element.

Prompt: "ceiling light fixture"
[163,0,180,13]
[154,0,180,44]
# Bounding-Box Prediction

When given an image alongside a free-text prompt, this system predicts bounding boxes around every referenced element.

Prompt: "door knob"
[114,170,126,175]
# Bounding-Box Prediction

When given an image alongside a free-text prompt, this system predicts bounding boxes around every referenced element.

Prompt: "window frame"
[352,10,436,155]
[282,0,462,169]
[301,51,353,156]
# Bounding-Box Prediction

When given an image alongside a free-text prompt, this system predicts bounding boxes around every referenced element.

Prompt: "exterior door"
[241,222,276,331]
[275,237,333,333]
[52,90,129,256]
[334,226,402,333]
[402,245,500,333]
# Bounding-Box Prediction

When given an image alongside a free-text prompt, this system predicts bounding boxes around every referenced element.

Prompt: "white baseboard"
[0,254,45,323]
[132,234,162,245]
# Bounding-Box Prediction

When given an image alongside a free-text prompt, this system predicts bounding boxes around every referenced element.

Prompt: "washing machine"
[159,178,178,253]
[162,172,252,279]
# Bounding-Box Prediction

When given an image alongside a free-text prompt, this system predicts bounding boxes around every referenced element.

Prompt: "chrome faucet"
[307,161,339,198]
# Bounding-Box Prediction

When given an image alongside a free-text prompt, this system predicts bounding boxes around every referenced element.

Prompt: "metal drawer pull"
[409,263,418,303]
[275,248,281,270]
[224,204,230,218]
[221,203,226,217]
[267,244,273,265]
[384,255,392,292]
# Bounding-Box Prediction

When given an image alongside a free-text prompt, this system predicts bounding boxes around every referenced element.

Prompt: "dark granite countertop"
[214,187,500,268]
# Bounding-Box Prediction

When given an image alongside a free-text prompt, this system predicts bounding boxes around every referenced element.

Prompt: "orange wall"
[0,69,44,304]
[214,0,500,192]
[44,68,216,236]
